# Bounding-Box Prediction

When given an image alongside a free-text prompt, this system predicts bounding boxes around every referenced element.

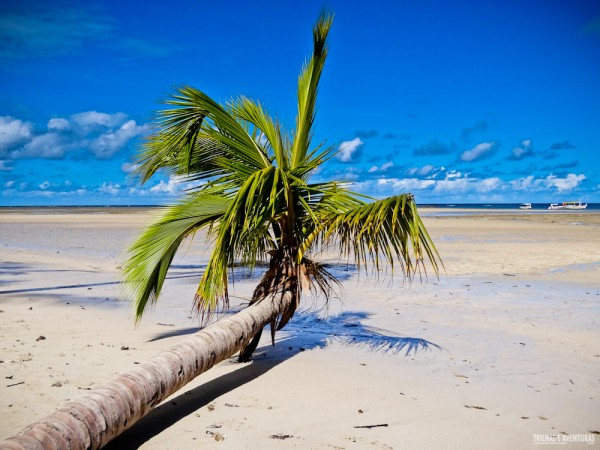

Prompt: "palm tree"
[0,12,441,449]
[123,11,440,362]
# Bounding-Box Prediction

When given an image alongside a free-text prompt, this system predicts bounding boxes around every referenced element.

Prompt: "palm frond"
[193,166,289,315]
[291,11,334,168]
[122,194,229,321]
[134,86,270,185]
[316,194,442,278]
[229,96,287,168]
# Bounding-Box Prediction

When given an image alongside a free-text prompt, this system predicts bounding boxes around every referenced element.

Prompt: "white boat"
[519,203,532,209]
[548,201,587,210]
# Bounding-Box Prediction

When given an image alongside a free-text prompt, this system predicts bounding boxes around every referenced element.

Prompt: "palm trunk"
[0,296,291,450]
[238,251,299,363]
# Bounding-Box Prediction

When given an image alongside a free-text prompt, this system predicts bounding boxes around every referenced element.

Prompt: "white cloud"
[5,180,16,188]
[460,142,495,162]
[11,133,66,159]
[511,147,526,158]
[510,139,533,160]
[89,120,147,159]
[47,118,70,131]
[406,164,435,177]
[0,160,12,171]
[72,111,128,129]
[336,138,363,162]
[149,176,185,195]
[434,176,472,193]
[4,112,148,161]
[380,161,394,171]
[544,173,585,192]
[0,116,33,156]
[121,162,140,173]
[510,175,535,191]
[375,177,436,191]
[477,177,502,192]
[98,182,121,195]
[368,161,394,173]
[39,181,50,190]
[445,170,463,179]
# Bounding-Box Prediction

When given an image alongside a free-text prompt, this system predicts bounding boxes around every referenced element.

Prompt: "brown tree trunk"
[237,253,299,363]
[0,295,292,450]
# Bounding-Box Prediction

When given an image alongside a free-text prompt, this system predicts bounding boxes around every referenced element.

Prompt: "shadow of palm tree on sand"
[106,310,442,449]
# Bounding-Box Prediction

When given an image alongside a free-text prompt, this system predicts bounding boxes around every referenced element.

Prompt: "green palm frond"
[122,194,229,321]
[291,11,333,168]
[229,96,287,168]
[193,166,289,314]
[134,86,271,185]
[321,194,441,278]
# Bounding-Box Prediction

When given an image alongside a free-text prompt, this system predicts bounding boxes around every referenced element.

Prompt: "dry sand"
[1,208,599,449]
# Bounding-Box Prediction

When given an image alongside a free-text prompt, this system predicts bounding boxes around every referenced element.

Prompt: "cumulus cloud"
[509,175,535,191]
[375,178,436,191]
[460,142,496,162]
[406,164,437,177]
[368,161,394,173]
[431,173,503,195]
[355,170,589,200]
[445,170,463,179]
[413,139,452,156]
[47,118,70,131]
[13,133,69,159]
[98,182,122,195]
[72,111,128,129]
[148,176,197,195]
[508,173,586,193]
[0,116,33,156]
[544,173,585,191]
[508,139,534,160]
[2,112,147,161]
[336,138,363,163]
[89,120,147,159]
[121,162,140,173]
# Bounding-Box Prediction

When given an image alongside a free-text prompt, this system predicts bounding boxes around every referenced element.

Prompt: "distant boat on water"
[548,200,587,210]
[519,203,532,209]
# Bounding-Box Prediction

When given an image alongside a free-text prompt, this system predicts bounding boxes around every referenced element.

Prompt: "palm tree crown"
[123,12,441,359]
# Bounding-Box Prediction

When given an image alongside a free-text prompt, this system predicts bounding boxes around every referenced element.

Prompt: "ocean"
[1,203,599,214]
[420,203,600,210]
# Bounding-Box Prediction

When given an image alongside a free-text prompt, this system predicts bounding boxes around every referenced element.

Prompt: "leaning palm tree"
[0,12,441,449]
[123,11,440,362]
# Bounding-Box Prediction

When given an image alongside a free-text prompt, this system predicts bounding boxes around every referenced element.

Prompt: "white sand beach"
[1,208,599,449]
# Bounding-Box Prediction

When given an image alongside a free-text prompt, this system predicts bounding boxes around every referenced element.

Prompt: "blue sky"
[1,0,599,206]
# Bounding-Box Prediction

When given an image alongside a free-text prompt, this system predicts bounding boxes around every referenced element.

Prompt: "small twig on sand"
[6,381,25,388]
[354,424,388,429]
